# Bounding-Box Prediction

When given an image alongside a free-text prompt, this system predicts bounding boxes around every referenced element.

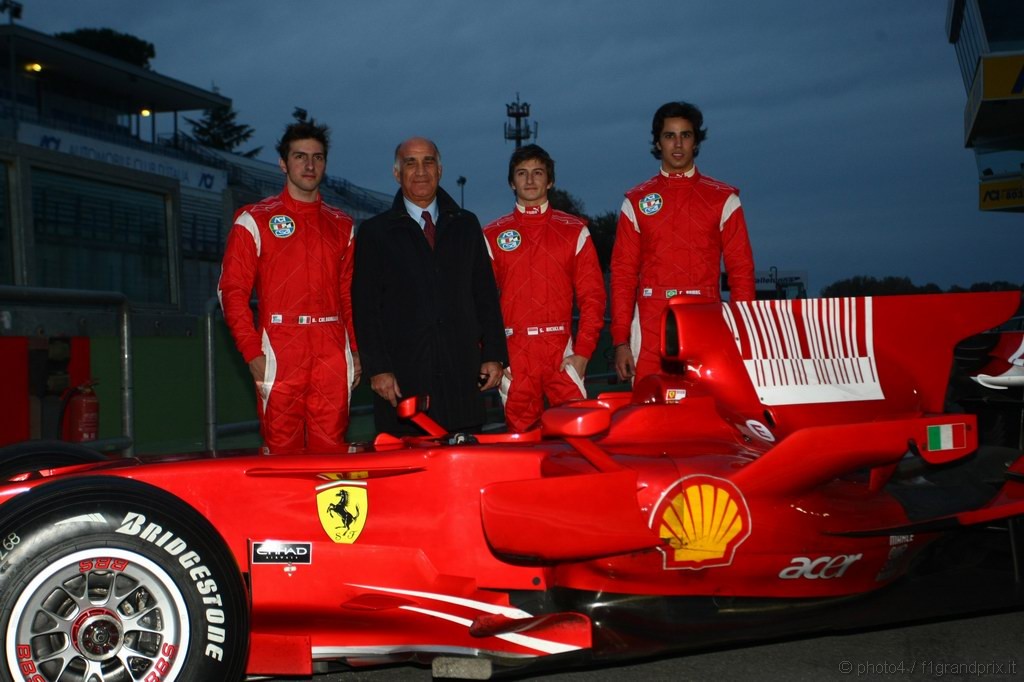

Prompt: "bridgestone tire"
[0,477,248,682]
[0,441,107,482]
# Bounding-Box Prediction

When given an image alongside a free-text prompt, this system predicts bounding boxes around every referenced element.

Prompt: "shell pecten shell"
[652,475,750,569]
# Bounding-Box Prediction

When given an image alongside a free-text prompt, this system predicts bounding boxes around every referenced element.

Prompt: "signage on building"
[964,53,1024,146]
[723,269,808,299]
[979,177,1024,211]
[981,54,1024,101]
[19,122,227,194]
[755,269,808,295]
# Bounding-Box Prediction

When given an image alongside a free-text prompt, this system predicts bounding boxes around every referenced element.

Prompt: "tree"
[548,189,619,272]
[948,281,1023,293]
[820,276,941,297]
[548,188,586,218]
[185,105,261,158]
[821,276,1022,298]
[587,211,617,272]
[55,28,155,69]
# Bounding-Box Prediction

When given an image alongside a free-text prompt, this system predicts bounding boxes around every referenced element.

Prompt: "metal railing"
[0,285,134,456]
[203,296,255,453]
[202,296,381,452]
[200,300,625,450]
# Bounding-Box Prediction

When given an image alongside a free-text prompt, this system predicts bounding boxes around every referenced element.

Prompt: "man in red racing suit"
[483,145,605,432]
[219,120,360,454]
[611,101,755,383]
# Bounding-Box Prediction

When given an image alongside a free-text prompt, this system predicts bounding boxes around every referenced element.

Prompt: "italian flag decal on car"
[927,423,967,451]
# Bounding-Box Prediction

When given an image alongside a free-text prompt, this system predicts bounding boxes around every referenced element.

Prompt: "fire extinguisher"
[60,380,100,442]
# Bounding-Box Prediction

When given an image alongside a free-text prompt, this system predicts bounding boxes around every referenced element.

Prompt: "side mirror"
[396,395,430,420]
[541,406,611,438]
[396,395,447,438]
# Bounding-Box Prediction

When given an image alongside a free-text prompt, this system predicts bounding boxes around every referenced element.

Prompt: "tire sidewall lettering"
[115,510,227,662]
[0,531,20,565]
[0,479,247,681]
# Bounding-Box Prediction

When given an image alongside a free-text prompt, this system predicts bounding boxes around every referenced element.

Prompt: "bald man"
[352,137,507,435]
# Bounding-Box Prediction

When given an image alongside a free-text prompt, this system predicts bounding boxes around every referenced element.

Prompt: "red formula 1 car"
[2,292,1024,682]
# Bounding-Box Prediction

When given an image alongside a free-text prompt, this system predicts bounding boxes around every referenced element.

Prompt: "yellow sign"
[979,178,1024,211]
[316,485,367,544]
[982,54,1024,101]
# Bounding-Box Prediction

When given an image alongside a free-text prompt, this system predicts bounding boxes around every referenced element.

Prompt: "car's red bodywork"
[2,291,1023,680]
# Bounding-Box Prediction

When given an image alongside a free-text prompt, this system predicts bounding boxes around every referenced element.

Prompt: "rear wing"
[657,291,1021,436]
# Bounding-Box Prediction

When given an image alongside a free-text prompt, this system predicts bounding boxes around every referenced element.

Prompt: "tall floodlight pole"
[504,93,537,149]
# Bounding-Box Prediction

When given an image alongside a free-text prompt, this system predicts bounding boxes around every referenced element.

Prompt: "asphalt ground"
[260,610,1024,682]
[257,527,1024,682]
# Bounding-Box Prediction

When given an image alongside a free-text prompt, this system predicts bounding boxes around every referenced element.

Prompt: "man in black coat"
[352,137,507,435]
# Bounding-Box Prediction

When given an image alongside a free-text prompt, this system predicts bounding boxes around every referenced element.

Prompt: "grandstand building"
[946,0,1024,212]
[0,22,389,318]
[0,21,388,447]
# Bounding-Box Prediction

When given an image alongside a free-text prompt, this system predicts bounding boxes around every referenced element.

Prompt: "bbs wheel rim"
[6,548,190,682]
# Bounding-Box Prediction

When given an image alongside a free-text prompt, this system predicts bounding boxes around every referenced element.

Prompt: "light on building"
[24,62,42,73]
[140,108,152,117]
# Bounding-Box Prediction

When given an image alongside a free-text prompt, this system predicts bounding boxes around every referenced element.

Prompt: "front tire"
[0,477,248,682]
[0,440,106,482]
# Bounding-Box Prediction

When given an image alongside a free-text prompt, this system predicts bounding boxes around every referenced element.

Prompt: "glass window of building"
[31,169,172,305]
[980,0,1024,52]
[180,188,226,314]
[0,163,11,285]
[958,2,985,86]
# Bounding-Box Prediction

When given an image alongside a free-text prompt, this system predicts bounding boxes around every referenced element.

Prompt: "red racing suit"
[483,204,606,432]
[610,168,755,381]
[218,190,357,454]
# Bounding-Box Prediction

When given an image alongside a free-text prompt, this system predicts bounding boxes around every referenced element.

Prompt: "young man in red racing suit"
[483,145,606,432]
[218,119,360,454]
[611,101,755,383]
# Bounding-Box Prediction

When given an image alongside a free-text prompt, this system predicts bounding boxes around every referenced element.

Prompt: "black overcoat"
[352,188,508,435]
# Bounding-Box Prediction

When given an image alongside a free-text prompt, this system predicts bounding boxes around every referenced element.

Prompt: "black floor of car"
[885,445,1019,521]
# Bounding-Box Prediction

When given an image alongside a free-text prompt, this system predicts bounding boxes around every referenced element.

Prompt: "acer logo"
[778,553,862,580]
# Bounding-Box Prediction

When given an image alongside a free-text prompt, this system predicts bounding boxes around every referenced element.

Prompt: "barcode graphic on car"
[723,297,883,405]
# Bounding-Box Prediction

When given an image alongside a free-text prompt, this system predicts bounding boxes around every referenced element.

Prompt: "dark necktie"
[422,210,436,249]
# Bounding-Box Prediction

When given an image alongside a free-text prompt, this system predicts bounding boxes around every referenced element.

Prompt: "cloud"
[27,0,1021,291]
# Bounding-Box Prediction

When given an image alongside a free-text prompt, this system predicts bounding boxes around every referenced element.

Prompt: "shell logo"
[650,475,751,570]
